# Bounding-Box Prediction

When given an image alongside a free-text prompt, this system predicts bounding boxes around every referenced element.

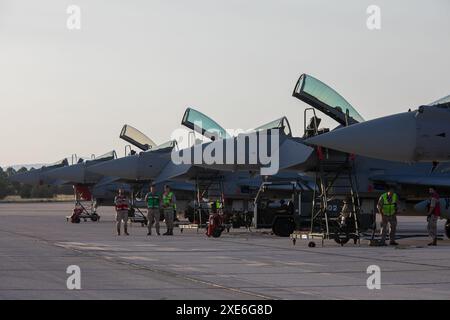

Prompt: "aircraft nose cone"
[88,156,139,180]
[46,164,85,183]
[306,112,417,162]
[414,198,448,219]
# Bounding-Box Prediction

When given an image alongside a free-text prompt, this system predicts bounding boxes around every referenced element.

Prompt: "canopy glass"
[182,108,231,141]
[46,158,69,169]
[252,117,292,136]
[86,151,116,164]
[120,125,157,151]
[152,140,177,151]
[292,74,364,125]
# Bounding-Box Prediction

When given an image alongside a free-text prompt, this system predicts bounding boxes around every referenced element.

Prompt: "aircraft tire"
[272,217,295,237]
[334,233,350,246]
[212,226,224,238]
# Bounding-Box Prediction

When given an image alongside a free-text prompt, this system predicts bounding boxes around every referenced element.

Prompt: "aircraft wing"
[154,162,192,183]
[154,161,224,184]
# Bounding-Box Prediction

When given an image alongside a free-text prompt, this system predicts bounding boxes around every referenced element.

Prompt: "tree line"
[0,167,72,199]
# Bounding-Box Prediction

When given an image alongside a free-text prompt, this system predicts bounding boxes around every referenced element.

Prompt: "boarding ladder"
[291,108,361,246]
[180,174,229,233]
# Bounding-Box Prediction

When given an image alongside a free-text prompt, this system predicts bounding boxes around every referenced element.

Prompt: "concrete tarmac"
[0,203,449,300]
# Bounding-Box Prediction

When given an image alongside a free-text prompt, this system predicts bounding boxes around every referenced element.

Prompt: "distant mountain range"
[1,164,46,171]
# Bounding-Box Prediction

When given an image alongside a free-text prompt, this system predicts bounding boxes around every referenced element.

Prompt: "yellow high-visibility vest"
[162,192,174,208]
[381,193,398,216]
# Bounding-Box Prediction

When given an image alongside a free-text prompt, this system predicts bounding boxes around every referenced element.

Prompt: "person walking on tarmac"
[162,185,176,236]
[377,188,399,246]
[144,185,161,236]
[114,189,130,236]
[427,187,441,246]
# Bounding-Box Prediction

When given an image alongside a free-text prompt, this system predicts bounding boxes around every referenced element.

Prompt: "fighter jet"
[87,124,196,208]
[153,108,311,189]
[88,133,176,182]
[45,151,117,185]
[305,93,450,163]
[9,151,131,218]
[9,158,69,186]
[42,151,123,207]
[159,108,317,179]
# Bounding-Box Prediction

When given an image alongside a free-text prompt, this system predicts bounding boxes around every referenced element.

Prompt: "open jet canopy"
[88,140,176,181]
[151,140,178,152]
[252,117,292,137]
[120,124,157,151]
[86,151,117,164]
[182,108,231,141]
[45,158,69,169]
[292,74,365,125]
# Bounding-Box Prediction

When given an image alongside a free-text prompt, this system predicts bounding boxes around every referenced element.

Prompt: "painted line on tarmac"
[0,228,276,300]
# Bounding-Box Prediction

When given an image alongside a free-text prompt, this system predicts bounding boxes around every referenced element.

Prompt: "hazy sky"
[1,0,449,167]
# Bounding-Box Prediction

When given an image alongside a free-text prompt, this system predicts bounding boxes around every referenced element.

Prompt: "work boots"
[428,238,437,246]
[163,228,173,236]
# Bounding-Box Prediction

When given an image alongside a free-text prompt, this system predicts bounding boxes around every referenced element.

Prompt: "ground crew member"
[377,188,399,246]
[213,199,221,213]
[427,187,441,246]
[114,189,130,236]
[162,185,176,236]
[339,197,352,227]
[144,185,161,236]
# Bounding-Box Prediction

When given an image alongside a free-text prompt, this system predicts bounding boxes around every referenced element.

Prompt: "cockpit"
[251,116,292,137]
[45,158,69,169]
[85,151,117,164]
[151,140,178,151]
[182,108,231,141]
[293,74,365,124]
[292,73,365,138]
